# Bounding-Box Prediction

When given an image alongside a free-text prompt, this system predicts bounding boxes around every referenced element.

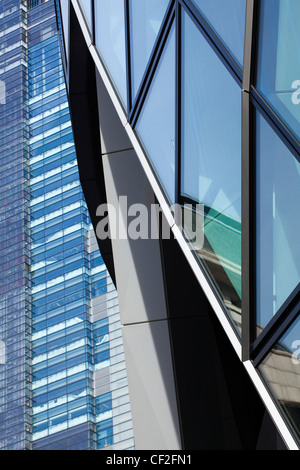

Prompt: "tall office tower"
[61,0,300,450]
[0,0,31,450]
[0,0,134,450]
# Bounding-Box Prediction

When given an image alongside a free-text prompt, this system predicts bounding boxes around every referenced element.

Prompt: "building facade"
[0,0,133,450]
[59,0,300,450]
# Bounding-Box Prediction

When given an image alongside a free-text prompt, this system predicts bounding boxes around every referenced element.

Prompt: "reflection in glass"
[95,0,127,105]
[259,315,300,443]
[60,0,70,63]
[192,0,246,68]
[136,25,176,203]
[181,10,242,333]
[256,111,300,333]
[79,0,92,30]
[257,0,300,141]
[129,0,169,101]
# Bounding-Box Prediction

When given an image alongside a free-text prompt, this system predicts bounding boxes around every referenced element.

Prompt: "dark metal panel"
[159,232,283,449]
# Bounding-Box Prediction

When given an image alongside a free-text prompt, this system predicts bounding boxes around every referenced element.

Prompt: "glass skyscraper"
[0,0,134,450]
[60,0,300,450]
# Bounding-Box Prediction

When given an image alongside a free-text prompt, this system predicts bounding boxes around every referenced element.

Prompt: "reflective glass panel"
[259,314,300,443]
[257,0,300,142]
[181,10,242,333]
[60,0,70,63]
[95,0,127,105]
[136,24,175,202]
[192,0,246,68]
[256,111,300,333]
[129,0,169,100]
[79,0,92,30]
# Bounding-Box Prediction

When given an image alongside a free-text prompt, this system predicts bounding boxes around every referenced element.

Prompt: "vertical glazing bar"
[91,0,95,44]
[125,0,132,111]
[241,91,251,361]
[242,0,257,361]
[175,0,181,206]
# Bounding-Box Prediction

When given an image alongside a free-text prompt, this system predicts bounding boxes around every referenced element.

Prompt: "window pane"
[259,314,300,443]
[136,24,175,203]
[60,0,70,63]
[79,0,92,30]
[129,0,169,100]
[181,10,242,333]
[256,110,300,332]
[192,0,246,68]
[95,0,127,105]
[257,0,300,142]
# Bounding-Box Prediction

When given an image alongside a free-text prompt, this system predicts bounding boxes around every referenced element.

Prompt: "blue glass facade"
[0,0,133,450]
[76,0,244,333]
[0,0,31,450]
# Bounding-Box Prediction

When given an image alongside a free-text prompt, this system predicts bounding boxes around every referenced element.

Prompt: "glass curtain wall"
[90,0,245,334]
[0,0,31,450]
[28,0,133,450]
[0,0,133,451]
[180,9,242,332]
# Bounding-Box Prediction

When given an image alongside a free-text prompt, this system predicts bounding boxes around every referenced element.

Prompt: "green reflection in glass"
[181,10,242,333]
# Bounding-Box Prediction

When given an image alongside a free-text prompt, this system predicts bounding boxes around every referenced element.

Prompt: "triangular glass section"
[129,0,170,102]
[256,110,300,336]
[192,0,246,68]
[136,23,176,203]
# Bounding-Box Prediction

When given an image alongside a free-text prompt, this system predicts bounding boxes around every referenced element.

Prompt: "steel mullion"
[175,0,182,206]
[252,286,300,366]
[241,0,257,361]
[251,88,300,162]
[91,0,95,45]
[252,299,300,367]
[124,0,132,112]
